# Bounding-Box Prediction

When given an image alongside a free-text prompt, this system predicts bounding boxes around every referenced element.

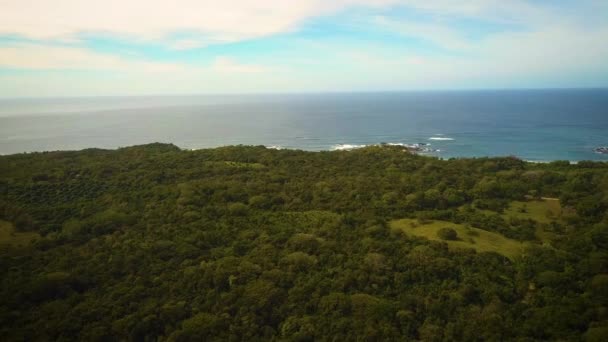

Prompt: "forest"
[1,143,607,341]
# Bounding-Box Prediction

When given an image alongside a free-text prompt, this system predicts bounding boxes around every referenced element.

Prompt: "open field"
[467,199,564,223]
[390,218,529,260]
[464,199,568,243]
[504,199,563,224]
[503,199,571,243]
[0,220,40,248]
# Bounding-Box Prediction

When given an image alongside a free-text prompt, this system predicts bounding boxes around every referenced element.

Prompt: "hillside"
[389,218,527,260]
[1,143,607,341]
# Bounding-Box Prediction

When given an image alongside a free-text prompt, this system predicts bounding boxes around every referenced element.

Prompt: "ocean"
[1,89,607,161]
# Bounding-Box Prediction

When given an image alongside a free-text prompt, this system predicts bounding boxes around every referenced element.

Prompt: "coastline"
[1,142,606,164]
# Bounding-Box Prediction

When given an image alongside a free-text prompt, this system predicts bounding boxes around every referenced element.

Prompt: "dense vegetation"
[1,143,607,341]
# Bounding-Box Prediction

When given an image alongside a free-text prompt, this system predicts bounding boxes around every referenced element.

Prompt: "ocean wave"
[331,144,368,151]
[331,142,439,153]
[429,137,454,141]
[524,160,551,164]
[266,145,285,150]
[525,160,579,164]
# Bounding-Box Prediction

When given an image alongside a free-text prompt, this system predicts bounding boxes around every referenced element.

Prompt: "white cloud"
[0,43,276,77]
[168,39,217,50]
[210,57,272,74]
[0,0,337,43]
[0,43,185,72]
[477,26,608,76]
[290,14,608,90]
[0,0,540,45]
[0,1,603,49]
[373,16,472,51]
[0,0,606,96]
[168,39,210,51]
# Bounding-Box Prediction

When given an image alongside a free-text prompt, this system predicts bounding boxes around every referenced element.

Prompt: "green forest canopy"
[1,143,607,341]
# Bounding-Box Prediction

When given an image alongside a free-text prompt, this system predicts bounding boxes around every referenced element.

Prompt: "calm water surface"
[1,89,607,161]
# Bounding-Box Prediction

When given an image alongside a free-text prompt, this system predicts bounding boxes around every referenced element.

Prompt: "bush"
[437,227,458,240]
[227,202,249,216]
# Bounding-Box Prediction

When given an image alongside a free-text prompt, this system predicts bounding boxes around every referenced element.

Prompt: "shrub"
[227,202,249,216]
[437,227,458,240]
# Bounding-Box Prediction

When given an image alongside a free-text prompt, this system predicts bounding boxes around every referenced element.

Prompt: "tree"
[437,227,458,240]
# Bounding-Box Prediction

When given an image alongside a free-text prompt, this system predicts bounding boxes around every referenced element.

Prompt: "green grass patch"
[0,220,40,248]
[462,199,568,243]
[503,199,569,243]
[503,199,562,224]
[390,218,528,260]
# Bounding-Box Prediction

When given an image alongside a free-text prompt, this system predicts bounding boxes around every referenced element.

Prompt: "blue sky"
[1,0,607,96]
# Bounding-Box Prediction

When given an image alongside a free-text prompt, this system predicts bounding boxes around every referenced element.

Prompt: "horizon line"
[1,86,607,101]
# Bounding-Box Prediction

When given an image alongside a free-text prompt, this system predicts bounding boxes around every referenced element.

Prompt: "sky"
[0,0,607,97]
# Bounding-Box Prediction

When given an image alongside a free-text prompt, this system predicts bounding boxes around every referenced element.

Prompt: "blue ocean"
[1,89,607,161]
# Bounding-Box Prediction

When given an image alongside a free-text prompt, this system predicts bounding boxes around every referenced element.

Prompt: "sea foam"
[330,142,439,153]
[266,145,284,150]
[429,137,454,141]
[331,144,368,151]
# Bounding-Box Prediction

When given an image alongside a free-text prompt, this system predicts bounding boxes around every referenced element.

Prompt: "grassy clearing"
[0,220,40,248]
[503,199,562,224]
[463,199,564,224]
[390,218,528,260]
[462,199,567,243]
[503,199,570,243]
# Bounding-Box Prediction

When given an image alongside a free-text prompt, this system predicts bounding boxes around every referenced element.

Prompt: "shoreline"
[1,142,606,164]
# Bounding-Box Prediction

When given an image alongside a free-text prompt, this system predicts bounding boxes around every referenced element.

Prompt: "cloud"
[0,43,277,78]
[372,15,472,51]
[0,1,333,44]
[210,57,272,74]
[0,0,606,96]
[0,1,520,46]
[168,39,210,51]
[289,9,608,90]
[0,43,185,72]
[0,44,285,96]
[0,1,603,49]
[477,26,608,76]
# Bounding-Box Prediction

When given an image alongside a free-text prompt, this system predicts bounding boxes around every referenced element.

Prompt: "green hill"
[1,143,607,341]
